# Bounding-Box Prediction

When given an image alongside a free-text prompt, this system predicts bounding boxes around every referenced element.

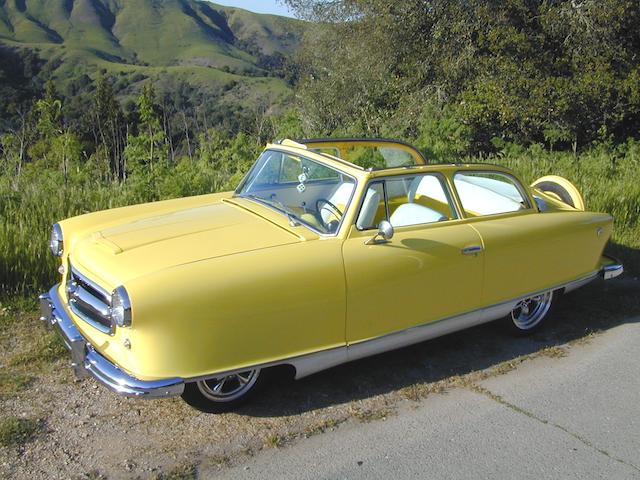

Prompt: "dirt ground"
[1,277,638,479]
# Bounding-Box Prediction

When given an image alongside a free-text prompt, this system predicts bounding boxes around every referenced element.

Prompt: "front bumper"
[39,285,184,399]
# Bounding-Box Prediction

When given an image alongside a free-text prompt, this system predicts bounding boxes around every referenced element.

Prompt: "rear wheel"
[181,368,264,413]
[507,290,554,335]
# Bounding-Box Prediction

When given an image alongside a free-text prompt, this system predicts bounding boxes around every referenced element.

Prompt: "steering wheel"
[316,198,343,226]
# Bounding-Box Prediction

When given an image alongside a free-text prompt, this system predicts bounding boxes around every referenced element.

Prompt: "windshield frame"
[234,148,360,237]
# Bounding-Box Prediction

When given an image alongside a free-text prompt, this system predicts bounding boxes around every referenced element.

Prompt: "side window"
[356,174,457,230]
[388,175,456,227]
[454,172,530,217]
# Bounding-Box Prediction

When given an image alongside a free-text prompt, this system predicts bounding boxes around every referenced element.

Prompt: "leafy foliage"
[287,0,640,152]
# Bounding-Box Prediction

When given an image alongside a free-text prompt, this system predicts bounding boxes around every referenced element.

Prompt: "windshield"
[236,150,357,235]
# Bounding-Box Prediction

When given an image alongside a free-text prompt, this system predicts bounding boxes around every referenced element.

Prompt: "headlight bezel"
[49,223,64,257]
[110,286,132,328]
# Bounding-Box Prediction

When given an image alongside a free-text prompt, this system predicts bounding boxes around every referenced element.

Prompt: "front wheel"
[181,368,264,413]
[507,291,554,335]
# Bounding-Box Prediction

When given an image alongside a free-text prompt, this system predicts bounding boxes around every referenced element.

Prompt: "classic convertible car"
[39,138,623,412]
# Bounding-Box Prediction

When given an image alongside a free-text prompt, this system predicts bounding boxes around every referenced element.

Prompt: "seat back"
[356,189,382,230]
[390,203,447,227]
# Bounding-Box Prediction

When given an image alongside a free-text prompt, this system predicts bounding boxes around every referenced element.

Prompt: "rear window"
[343,146,416,169]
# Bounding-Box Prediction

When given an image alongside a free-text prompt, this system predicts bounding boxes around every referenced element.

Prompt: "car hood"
[70,200,301,289]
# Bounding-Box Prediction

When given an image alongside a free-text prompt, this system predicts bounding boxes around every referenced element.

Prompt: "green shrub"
[0,416,40,447]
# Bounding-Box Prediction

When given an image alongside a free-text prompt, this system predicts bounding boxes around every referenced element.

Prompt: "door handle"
[462,245,483,256]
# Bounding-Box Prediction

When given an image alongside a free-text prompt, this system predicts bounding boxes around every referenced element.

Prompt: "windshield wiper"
[241,194,304,228]
[286,213,301,227]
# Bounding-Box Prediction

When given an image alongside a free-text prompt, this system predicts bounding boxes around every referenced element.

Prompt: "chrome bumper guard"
[601,256,624,281]
[39,286,184,399]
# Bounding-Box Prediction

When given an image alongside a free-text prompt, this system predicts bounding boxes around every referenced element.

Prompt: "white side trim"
[184,270,601,383]
[290,270,599,379]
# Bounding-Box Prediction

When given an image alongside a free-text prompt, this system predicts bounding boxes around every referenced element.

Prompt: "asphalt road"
[216,320,640,479]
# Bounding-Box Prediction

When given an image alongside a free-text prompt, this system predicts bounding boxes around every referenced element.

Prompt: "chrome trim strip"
[68,265,115,334]
[185,268,608,382]
[289,269,602,379]
[39,287,184,398]
[69,302,113,335]
[71,284,111,318]
[347,301,516,366]
[70,266,112,303]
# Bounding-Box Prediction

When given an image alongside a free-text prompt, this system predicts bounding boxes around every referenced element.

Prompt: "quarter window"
[454,172,530,217]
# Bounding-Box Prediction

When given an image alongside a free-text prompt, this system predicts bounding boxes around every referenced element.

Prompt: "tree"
[34,81,62,139]
[286,0,640,152]
[124,82,168,190]
[92,74,126,180]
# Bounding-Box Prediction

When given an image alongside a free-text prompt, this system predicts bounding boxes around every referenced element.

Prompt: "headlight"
[110,286,132,328]
[49,223,64,257]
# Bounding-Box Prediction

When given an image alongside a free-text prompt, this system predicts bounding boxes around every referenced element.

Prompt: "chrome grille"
[67,265,114,335]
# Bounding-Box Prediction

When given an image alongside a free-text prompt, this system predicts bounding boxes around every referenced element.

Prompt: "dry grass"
[351,405,394,423]
[264,434,285,449]
[151,463,198,480]
[303,418,340,437]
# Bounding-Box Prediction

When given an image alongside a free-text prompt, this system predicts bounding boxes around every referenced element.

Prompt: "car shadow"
[238,244,639,418]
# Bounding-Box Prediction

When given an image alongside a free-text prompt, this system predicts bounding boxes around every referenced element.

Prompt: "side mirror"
[365,220,394,245]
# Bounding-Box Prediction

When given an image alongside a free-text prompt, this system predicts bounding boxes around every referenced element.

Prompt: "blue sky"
[211,1,294,17]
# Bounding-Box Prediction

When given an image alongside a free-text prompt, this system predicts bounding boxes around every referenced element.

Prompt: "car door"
[453,170,610,307]
[342,173,485,344]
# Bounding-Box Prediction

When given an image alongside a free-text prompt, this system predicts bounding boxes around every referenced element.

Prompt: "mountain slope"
[0,0,303,106]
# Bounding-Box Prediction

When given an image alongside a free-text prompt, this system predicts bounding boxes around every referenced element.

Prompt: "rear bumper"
[601,255,624,281]
[39,285,184,399]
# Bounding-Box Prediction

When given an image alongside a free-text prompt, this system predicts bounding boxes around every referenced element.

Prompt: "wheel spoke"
[212,378,226,393]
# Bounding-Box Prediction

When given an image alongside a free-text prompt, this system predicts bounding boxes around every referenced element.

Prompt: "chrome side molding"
[288,268,606,379]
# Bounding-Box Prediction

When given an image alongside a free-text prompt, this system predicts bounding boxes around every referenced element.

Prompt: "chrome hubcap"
[511,291,553,330]
[197,369,260,403]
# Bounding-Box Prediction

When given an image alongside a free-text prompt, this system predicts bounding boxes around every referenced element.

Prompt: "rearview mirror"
[365,220,394,245]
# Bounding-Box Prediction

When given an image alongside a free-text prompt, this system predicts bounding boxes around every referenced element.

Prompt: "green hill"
[0,0,303,107]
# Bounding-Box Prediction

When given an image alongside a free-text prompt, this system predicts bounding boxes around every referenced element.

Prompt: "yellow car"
[39,138,623,412]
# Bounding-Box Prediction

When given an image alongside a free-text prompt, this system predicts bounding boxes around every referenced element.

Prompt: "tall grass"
[1,141,639,299]
[1,179,148,297]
